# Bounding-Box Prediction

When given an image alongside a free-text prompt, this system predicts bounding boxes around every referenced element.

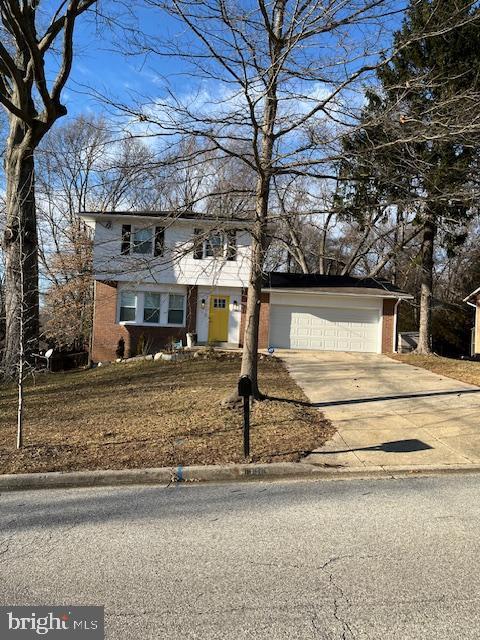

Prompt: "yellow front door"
[208,296,230,342]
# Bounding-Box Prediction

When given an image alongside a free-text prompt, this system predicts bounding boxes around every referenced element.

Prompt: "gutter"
[79,213,255,229]
[262,288,413,300]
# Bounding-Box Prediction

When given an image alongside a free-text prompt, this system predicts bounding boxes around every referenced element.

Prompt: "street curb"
[1,461,480,491]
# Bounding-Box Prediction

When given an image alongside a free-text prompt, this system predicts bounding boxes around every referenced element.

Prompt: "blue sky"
[58,5,186,122]
[55,2,405,125]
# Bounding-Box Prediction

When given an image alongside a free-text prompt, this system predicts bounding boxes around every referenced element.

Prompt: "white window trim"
[143,292,162,325]
[118,291,138,325]
[117,291,187,328]
[204,231,224,258]
[167,293,187,326]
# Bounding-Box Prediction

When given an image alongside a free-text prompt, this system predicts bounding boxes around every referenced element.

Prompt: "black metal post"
[238,375,252,459]
[243,395,250,458]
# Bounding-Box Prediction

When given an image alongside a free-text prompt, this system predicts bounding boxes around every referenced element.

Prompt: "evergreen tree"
[340,0,480,352]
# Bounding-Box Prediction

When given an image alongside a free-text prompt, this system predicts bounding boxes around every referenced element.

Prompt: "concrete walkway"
[279,351,480,470]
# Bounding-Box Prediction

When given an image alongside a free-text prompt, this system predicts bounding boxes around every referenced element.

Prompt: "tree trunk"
[240,217,267,399]
[238,0,285,399]
[288,224,309,274]
[319,212,334,275]
[416,211,436,354]
[392,206,404,286]
[2,119,39,374]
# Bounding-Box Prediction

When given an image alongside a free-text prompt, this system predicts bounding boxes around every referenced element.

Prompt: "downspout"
[392,298,401,353]
[465,300,476,356]
[88,280,97,367]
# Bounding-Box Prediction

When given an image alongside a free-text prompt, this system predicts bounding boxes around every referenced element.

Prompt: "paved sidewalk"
[279,351,480,470]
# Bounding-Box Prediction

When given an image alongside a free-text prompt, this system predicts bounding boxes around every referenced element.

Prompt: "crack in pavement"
[330,573,355,640]
[312,555,366,640]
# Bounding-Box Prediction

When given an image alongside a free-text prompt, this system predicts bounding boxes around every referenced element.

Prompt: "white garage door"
[270,305,380,352]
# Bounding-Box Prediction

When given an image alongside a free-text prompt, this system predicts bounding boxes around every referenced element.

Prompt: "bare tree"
[268,175,423,279]
[0,0,99,374]
[35,115,173,351]
[120,0,406,397]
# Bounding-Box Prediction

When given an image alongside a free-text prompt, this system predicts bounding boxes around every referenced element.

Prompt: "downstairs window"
[119,291,137,322]
[143,292,161,324]
[168,294,185,325]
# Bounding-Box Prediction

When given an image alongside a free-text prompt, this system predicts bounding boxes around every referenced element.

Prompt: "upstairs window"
[121,224,164,256]
[205,231,224,257]
[193,229,237,260]
[119,291,137,322]
[132,227,153,255]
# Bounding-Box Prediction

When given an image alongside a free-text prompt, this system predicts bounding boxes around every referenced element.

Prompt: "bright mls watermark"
[0,607,104,639]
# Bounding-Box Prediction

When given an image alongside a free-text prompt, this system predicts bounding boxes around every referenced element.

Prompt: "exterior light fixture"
[233,300,239,311]
[201,298,206,309]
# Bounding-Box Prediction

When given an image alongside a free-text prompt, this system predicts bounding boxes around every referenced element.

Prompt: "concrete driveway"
[279,351,480,470]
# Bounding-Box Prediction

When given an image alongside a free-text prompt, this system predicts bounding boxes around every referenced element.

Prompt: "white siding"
[92,220,251,287]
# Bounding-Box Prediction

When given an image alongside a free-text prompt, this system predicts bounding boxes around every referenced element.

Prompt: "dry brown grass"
[0,353,333,474]
[390,353,480,387]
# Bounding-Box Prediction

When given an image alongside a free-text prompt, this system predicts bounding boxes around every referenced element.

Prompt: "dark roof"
[263,272,409,297]
[82,210,253,223]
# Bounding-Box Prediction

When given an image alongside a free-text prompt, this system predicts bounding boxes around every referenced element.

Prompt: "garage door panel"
[270,305,380,353]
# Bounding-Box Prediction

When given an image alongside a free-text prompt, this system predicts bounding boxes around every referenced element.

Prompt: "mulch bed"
[0,353,333,474]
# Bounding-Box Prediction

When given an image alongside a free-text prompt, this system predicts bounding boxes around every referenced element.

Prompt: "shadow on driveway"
[309,438,433,456]
[265,388,480,409]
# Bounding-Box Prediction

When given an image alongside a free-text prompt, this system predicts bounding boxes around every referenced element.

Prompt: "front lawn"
[0,353,333,474]
[390,353,480,387]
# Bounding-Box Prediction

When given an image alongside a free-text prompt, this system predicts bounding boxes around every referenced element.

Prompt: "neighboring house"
[81,211,412,361]
[464,287,480,355]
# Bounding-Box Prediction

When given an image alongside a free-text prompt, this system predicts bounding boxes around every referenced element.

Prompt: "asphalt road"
[1,475,479,639]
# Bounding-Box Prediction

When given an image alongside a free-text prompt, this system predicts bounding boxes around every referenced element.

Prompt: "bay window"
[118,290,186,326]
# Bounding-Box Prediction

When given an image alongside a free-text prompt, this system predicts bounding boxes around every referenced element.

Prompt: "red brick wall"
[258,292,270,349]
[382,298,396,353]
[238,290,270,349]
[238,287,248,347]
[91,281,119,362]
[91,282,198,362]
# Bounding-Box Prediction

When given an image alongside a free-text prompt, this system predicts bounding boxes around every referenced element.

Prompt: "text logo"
[0,607,104,639]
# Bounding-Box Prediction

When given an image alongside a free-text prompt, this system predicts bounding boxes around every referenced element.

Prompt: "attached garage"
[256,273,413,355]
[270,303,381,353]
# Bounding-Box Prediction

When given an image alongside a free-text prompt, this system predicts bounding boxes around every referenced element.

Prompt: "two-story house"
[82,211,412,361]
